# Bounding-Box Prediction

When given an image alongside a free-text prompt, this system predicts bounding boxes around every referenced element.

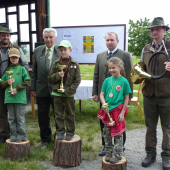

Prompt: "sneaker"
[11,139,16,142]
[141,155,156,167]
[163,159,170,170]
[99,147,106,156]
[57,133,64,140]
[65,134,73,141]
[16,139,21,143]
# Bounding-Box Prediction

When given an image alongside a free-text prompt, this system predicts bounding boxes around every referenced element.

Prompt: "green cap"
[0,24,15,34]
[57,40,72,49]
[146,17,169,31]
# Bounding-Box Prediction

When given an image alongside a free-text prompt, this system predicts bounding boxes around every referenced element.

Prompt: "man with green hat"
[0,24,29,143]
[139,17,170,170]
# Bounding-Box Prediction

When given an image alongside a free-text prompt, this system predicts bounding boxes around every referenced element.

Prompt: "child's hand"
[7,79,15,85]
[118,112,124,122]
[11,88,17,95]
[104,108,109,113]
[59,71,64,77]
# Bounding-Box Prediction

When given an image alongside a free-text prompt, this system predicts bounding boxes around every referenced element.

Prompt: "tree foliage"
[12,40,27,55]
[128,18,152,56]
[128,18,170,57]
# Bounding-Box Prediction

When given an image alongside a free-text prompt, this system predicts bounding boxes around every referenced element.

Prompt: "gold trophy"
[6,71,14,94]
[58,65,66,93]
[102,103,115,126]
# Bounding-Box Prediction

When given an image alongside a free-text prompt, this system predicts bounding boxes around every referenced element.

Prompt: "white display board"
[54,25,126,64]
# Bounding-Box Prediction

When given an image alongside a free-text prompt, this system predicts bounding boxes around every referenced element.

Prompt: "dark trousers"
[54,96,75,135]
[100,103,126,146]
[144,96,170,159]
[0,89,9,138]
[36,96,54,143]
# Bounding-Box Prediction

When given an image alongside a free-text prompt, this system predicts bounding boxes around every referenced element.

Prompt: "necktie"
[109,52,112,58]
[45,48,51,71]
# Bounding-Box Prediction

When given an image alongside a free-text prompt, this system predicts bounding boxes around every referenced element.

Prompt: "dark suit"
[30,44,60,142]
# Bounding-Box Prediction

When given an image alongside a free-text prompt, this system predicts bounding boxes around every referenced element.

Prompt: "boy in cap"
[48,40,81,141]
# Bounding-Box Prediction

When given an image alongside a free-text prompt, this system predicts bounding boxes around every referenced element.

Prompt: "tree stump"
[53,134,81,167]
[5,139,30,160]
[102,156,127,170]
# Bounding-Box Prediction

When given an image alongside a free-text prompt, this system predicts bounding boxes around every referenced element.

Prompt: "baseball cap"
[8,48,20,58]
[57,40,72,49]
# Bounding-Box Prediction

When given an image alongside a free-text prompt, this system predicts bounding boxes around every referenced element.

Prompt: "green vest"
[142,40,170,97]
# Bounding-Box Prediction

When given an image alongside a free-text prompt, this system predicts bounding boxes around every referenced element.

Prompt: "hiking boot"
[99,147,106,156]
[110,156,119,164]
[141,155,156,167]
[65,134,73,141]
[105,154,112,162]
[162,159,170,170]
[57,133,64,140]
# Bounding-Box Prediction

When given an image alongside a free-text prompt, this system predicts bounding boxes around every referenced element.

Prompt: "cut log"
[53,134,81,167]
[5,139,30,160]
[102,156,127,170]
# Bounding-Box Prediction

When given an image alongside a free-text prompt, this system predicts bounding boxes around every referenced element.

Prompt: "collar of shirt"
[152,40,163,51]
[45,45,55,57]
[108,47,118,55]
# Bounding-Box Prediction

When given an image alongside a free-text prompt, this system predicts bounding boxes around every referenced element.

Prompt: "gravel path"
[40,125,163,170]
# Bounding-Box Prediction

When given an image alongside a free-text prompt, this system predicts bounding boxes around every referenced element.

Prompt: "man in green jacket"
[140,17,170,170]
[92,32,133,156]
[30,28,60,147]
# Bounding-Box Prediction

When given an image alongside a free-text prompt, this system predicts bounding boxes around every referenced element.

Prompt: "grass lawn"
[0,57,145,170]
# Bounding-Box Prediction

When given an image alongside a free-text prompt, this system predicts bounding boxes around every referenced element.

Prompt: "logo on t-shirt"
[116,85,121,91]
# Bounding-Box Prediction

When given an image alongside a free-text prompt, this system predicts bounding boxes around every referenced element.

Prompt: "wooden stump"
[53,134,81,167]
[5,139,30,160]
[102,156,127,170]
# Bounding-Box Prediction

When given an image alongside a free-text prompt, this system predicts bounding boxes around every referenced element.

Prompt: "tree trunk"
[5,139,30,160]
[53,134,81,167]
[102,156,127,170]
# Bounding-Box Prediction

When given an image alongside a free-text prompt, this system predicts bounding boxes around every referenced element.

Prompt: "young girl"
[97,57,132,164]
[0,48,31,143]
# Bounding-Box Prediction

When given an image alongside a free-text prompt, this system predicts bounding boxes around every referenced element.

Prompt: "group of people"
[0,17,170,169]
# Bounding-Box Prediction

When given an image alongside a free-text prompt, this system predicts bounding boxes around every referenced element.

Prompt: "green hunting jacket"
[141,39,170,97]
[48,57,81,97]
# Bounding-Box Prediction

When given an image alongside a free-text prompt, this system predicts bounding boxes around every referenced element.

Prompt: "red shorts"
[97,103,128,137]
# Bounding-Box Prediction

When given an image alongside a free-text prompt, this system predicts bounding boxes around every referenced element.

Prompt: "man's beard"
[1,40,10,46]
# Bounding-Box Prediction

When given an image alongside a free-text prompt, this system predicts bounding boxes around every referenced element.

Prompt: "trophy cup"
[58,65,66,93]
[102,103,115,126]
[6,71,14,94]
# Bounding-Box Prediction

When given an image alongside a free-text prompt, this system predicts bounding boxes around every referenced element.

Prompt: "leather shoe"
[57,133,64,140]
[163,159,170,170]
[0,137,7,143]
[99,148,106,156]
[141,155,156,167]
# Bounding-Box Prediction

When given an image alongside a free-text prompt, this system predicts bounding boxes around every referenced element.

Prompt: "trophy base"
[58,89,65,93]
[8,91,13,94]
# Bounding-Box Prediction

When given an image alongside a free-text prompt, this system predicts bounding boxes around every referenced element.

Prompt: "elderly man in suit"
[92,32,133,156]
[30,28,60,147]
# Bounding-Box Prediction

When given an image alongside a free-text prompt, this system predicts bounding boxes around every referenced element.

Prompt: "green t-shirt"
[1,65,30,104]
[101,76,132,111]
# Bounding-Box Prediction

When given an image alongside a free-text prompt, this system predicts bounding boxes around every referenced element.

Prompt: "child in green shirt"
[0,48,31,143]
